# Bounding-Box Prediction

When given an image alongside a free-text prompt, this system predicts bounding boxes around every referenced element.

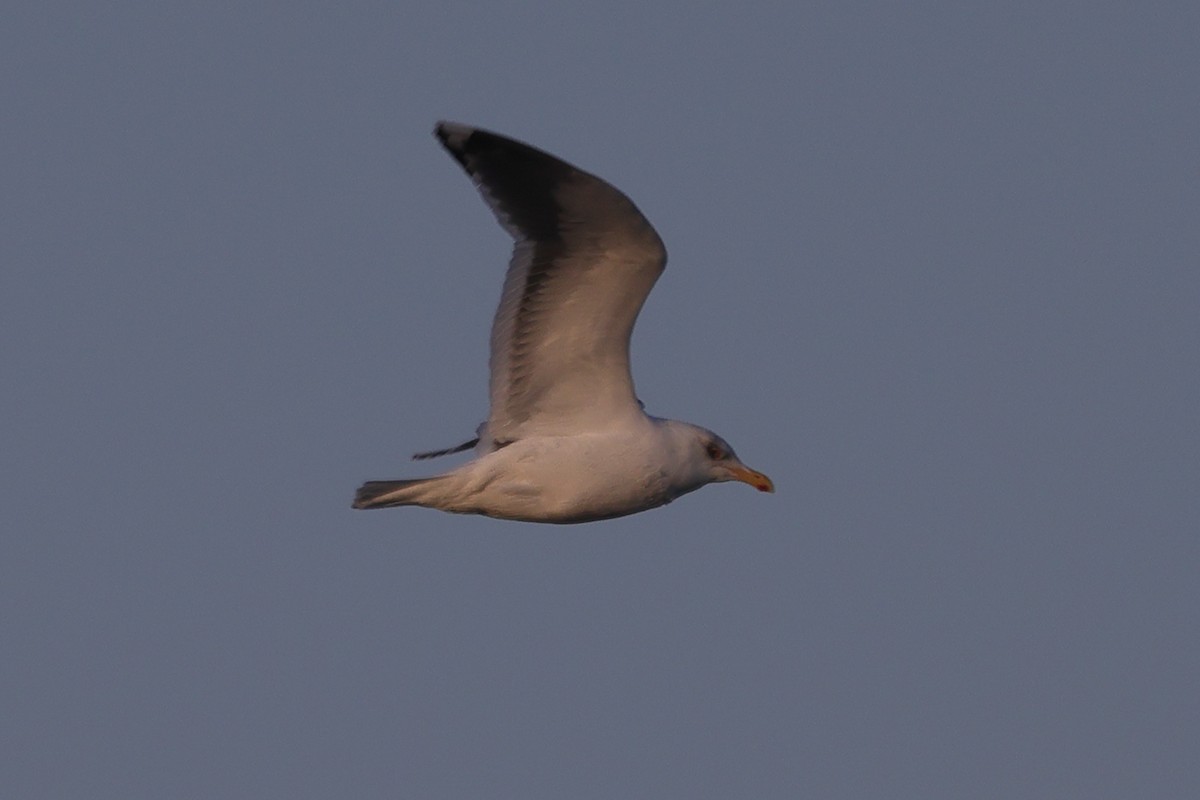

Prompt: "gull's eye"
[705,442,727,461]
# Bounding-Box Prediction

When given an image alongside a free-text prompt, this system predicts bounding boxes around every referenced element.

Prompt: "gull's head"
[670,422,774,494]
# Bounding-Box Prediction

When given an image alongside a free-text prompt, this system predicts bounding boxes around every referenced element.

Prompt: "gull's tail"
[352,477,449,510]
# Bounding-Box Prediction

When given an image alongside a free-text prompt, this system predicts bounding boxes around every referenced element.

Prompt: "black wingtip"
[434,121,475,161]
[434,122,530,166]
[434,120,468,135]
[412,437,479,461]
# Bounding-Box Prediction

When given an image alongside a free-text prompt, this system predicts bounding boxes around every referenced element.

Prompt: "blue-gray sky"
[4,2,1198,797]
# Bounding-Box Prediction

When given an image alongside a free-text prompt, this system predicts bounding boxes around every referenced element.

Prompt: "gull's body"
[353,122,772,523]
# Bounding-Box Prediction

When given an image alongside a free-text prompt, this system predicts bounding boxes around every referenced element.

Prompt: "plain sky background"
[3,2,1198,797]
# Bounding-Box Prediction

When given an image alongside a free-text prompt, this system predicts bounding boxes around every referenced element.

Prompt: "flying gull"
[353,122,773,523]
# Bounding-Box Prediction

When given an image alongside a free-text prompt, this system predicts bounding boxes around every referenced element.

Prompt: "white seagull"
[353,122,773,523]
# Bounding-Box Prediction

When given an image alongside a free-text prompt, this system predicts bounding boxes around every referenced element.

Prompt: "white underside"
[409,417,708,523]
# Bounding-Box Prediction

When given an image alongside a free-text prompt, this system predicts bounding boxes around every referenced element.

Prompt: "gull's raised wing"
[435,122,667,444]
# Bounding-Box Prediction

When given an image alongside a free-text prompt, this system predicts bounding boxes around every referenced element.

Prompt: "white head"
[662,420,775,495]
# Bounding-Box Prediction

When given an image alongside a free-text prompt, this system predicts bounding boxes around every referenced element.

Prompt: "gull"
[352,122,773,523]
